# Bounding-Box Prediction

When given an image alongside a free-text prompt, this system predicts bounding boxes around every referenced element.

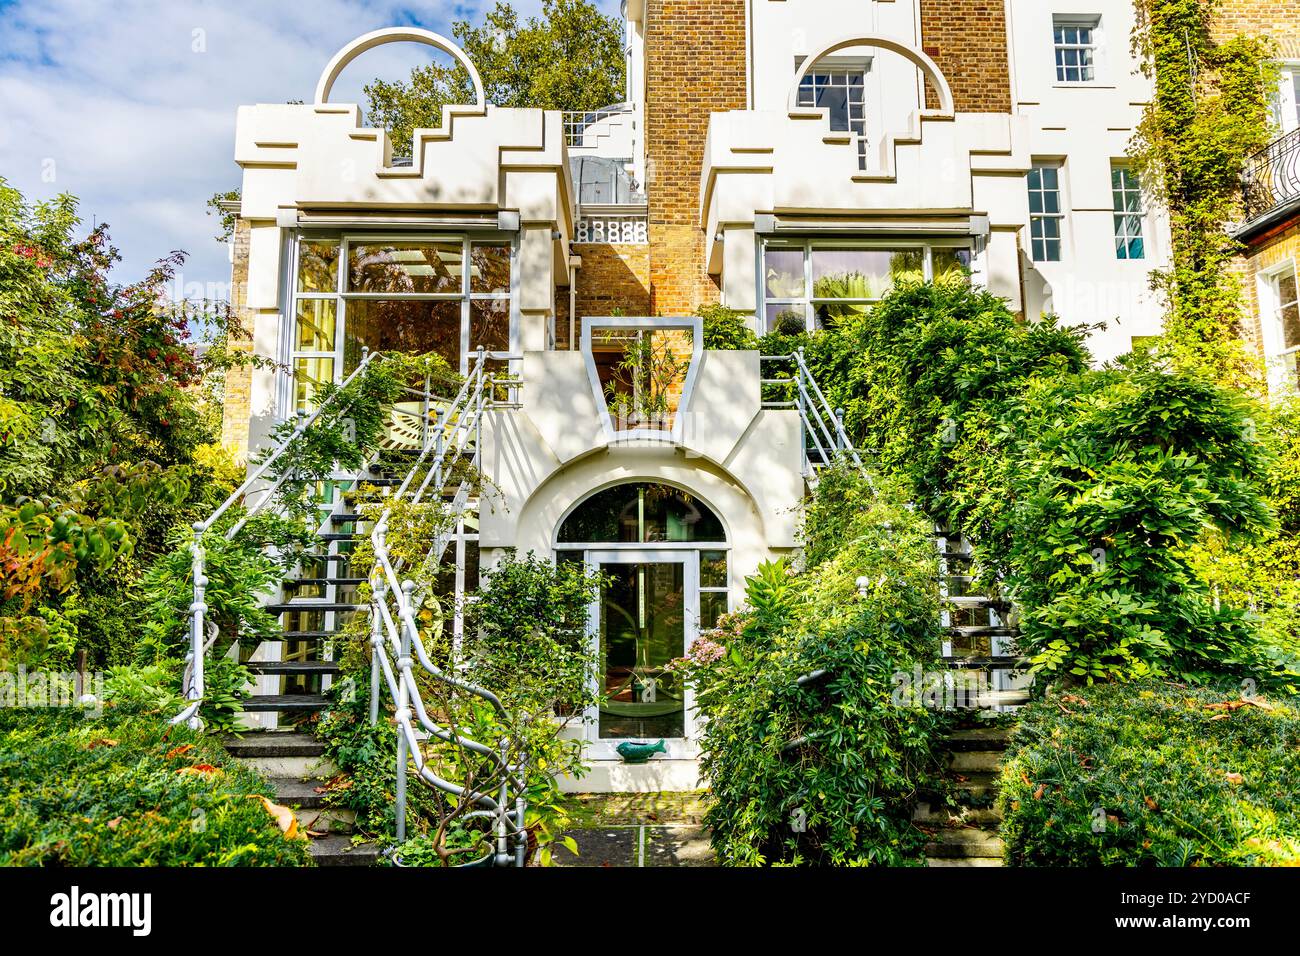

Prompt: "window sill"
[1052,82,1116,90]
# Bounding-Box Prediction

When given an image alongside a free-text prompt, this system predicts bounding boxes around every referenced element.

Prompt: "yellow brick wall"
[219,217,254,463]
[919,0,1013,113]
[644,0,748,316]
[1240,222,1300,362]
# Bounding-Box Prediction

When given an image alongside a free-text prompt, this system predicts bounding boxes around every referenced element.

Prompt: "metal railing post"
[395,574,413,845]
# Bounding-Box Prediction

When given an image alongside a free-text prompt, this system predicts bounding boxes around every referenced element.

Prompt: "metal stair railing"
[760,347,865,478]
[366,349,529,867]
[171,349,382,729]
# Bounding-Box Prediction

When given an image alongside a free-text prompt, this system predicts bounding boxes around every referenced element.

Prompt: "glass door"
[585,549,698,757]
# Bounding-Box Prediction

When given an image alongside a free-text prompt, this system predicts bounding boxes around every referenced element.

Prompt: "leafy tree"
[0,179,249,666]
[365,0,626,156]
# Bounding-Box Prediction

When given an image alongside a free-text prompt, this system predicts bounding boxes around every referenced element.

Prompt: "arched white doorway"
[554,481,730,757]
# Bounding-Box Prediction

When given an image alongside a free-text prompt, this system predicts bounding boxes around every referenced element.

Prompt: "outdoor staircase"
[937,528,1029,710]
[916,725,1011,866]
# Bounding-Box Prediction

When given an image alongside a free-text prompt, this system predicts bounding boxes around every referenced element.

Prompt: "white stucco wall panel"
[519,351,607,465]
[244,224,283,310]
[680,351,762,465]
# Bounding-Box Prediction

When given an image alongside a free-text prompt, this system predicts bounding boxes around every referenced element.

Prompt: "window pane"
[558,483,726,544]
[469,299,510,354]
[765,302,808,334]
[294,357,335,412]
[1277,272,1298,308]
[599,561,685,739]
[470,243,511,295]
[764,248,805,298]
[814,300,869,330]
[295,299,337,352]
[344,299,462,371]
[298,240,340,293]
[812,248,924,300]
[1283,303,1300,350]
[700,591,729,632]
[700,550,727,588]
[348,241,464,294]
[933,248,973,283]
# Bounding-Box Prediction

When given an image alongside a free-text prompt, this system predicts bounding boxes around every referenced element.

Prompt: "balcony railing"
[1242,127,1300,225]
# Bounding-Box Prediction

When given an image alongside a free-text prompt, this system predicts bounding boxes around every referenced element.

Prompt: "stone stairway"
[224,731,381,866]
[916,726,1010,867]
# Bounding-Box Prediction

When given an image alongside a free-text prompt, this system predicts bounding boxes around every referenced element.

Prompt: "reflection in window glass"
[933,248,973,284]
[764,248,805,299]
[599,561,685,739]
[348,241,465,294]
[470,243,512,294]
[298,240,339,293]
[344,299,462,371]
[295,299,337,352]
[559,483,726,544]
[469,299,510,354]
[700,591,729,631]
[294,357,334,412]
[700,550,727,588]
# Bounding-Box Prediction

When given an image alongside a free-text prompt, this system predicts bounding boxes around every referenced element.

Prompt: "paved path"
[554,792,716,867]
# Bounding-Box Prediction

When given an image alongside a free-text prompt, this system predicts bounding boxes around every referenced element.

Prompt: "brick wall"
[573,243,652,320]
[219,217,254,463]
[1213,0,1300,55]
[1240,221,1300,363]
[644,0,747,315]
[919,0,1012,113]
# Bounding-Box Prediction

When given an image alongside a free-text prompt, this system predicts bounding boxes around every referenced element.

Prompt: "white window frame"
[795,57,872,170]
[1260,259,1300,397]
[1027,162,1066,263]
[1053,15,1102,85]
[1111,165,1146,261]
[285,232,519,414]
[757,238,975,334]
[1272,61,1300,135]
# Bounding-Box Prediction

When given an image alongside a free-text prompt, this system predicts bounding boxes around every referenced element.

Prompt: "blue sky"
[0,0,622,299]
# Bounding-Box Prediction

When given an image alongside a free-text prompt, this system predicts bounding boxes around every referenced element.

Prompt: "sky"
[0,0,623,300]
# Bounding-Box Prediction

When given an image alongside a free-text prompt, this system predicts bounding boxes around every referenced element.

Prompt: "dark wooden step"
[944,727,1012,751]
[950,626,1017,638]
[941,656,1025,671]
[223,732,325,758]
[267,602,366,614]
[277,631,341,640]
[328,513,365,524]
[244,694,330,713]
[283,578,366,588]
[245,660,342,675]
[317,533,363,543]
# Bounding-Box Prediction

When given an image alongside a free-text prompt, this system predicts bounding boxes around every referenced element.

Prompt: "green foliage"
[804,280,1282,686]
[205,188,240,243]
[998,682,1300,865]
[0,179,249,668]
[0,704,310,866]
[365,0,626,156]
[698,304,759,351]
[1003,361,1279,685]
[1129,0,1276,387]
[685,465,947,866]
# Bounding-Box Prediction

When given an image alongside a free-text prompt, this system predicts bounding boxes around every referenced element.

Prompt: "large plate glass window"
[289,235,514,413]
[760,240,971,333]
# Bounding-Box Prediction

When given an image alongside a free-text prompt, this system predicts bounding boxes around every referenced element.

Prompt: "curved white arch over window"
[314,27,486,111]
[787,34,954,117]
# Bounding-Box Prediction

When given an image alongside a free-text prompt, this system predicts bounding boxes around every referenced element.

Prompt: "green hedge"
[0,708,311,866]
[998,683,1300,865]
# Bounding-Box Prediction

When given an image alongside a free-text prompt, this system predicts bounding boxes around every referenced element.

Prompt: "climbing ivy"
[1129,0,1276,388]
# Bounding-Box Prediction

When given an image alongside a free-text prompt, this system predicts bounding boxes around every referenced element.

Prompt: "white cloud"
[0,0,622,295]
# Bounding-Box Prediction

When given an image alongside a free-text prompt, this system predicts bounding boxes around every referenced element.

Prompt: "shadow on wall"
[557,244,653,349]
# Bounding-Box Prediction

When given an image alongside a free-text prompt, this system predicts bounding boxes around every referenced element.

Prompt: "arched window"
[557,482,726,544]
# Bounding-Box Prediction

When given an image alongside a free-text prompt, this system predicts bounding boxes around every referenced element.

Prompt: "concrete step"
[294,807,356,836]
[223,732,325,758]
[236,752,337,778]
[944,727,1012,751]
[927,856,1004,867]
[925,829,1004,859]
[949,771,999,801]
[949,749,1004,773]
[271,777,330,810]
[912,802,1001,827]
[308,833,382,867]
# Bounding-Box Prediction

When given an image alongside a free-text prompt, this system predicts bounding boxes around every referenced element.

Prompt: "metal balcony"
[1240,127,1300,238]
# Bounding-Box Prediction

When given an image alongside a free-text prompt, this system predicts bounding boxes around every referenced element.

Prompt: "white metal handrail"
[366,349,530,866]
[760,347,866,478]
[171,349,381,728]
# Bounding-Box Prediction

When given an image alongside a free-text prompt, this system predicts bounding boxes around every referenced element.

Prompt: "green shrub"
[998,682,1300,866]
[698,304,758,351]
[0,703,310,866]
[684,465,948,865]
